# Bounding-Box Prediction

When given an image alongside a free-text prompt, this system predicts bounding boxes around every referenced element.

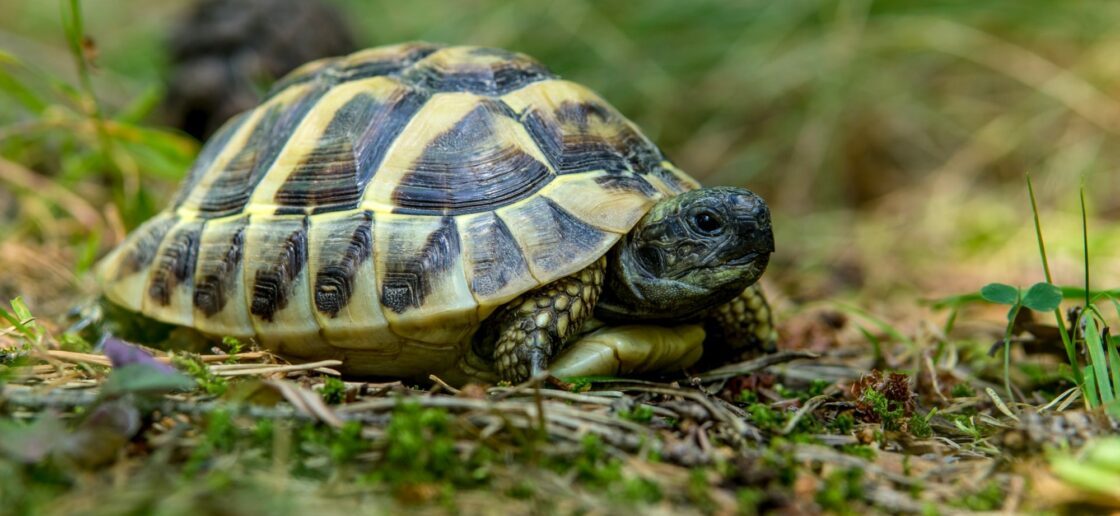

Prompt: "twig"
[212,360,343,377]
[690,350,820,381]
[428,374,461,395]
[614,384,750,438]
[780,394,831,435]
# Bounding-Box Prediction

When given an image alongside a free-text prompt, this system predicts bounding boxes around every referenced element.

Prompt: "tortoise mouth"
[723,251,768,269]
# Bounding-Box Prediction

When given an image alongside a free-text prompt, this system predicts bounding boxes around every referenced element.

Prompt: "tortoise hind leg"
[702,284,777,360]
[478,257,605,382]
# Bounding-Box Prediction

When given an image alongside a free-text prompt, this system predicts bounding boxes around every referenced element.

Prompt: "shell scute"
[181,83,329,218]
[458,212,537,310]
[191,215,251,338]
[388,96,552,215]
[142,219,204,327]
[496,196,614,283]
[257,78,429,215]
[307,210,394,350]
[374,214,478,344]
[401,46,555,95]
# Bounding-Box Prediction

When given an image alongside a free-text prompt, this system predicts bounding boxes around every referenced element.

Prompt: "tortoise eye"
[692,211,723,234]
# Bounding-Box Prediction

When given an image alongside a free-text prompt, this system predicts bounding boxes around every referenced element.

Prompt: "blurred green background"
[4,0,1120,313]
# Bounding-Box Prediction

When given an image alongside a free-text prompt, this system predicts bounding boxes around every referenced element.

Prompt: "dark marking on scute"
[463,213,530,298]
[593,173,659,197]
[117,216,178,278]
[267,45,442,96]
[648,163,695,194]
[380,217,460,314]
[196,84,329,218]
[314,211,374,317]
[275,90,429,213]
[172,112,250,208]
[392,101,552,214]
[341,45,441,81]
[250,219,308,322]
[193,220,247,317]
[554,100,614,130]
[274,206,306,216]
[267,62,334,99]
[147,221,203,306]
[401,50,555,95]
[521,100,667,177]
[519,197,611,275]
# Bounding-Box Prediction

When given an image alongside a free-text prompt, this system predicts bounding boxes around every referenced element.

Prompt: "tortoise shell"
[97,42,699,378]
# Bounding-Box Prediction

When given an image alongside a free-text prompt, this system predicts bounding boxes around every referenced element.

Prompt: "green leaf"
[1022,282,1063,312]
[101,363,195,397]
[0,414,67,463]
[980,283,1019,305]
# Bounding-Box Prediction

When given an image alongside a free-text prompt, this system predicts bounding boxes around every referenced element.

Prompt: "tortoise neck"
[595,240,735,324]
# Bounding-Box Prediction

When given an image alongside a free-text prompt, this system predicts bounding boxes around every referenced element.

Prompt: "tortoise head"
[596,187,774,322]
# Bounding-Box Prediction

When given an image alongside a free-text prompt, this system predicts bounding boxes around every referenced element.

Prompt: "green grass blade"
[1107,332,1120,401]
[1083,312,1113,404]
[834,302,915,348]
[1081,180,1091,309]
[1027,174,1086,396]
[0,66,49,114]
[1084,368,1101,408]
[1026,174,1054,285]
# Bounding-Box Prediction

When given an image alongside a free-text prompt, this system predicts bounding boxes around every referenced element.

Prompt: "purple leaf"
[102,337,177,374]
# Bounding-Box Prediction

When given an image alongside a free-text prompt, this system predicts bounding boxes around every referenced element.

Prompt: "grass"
[6,0,1120,513]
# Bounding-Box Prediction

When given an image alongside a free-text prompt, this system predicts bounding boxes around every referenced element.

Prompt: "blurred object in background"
[162,0,356,139]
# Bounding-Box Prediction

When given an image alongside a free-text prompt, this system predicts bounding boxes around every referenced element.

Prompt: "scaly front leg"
[703,283,776,356]
[485,257,606,382]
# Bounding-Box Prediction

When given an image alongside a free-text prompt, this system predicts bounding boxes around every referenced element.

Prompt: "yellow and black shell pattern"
[97,42,699,377]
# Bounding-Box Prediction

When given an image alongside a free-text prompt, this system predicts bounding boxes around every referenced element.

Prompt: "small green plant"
[956,480,1004,511]
[0,297,45,349]
[736,488,764,516]
[184,408,238,475]
[860,389,904,431]
[172,354,228,396]
[950,383,976,398]
[979,281,1062,401]
[830,412,855,434]
[619,404,654,423]
[220,336,245,362]
[369,400,491,493]
[747,403,783,431]
[1021,177,1120,409]
[301,421,365,464]
[908,411,933,438]
[948,414,985,440]
[840,444,876,460]
[737,389,758,404]
[816,468,864,514]
[686,468,715,513]
[319,377,347,404]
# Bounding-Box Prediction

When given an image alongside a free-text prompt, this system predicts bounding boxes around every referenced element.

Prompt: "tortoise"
[96,42,776,385]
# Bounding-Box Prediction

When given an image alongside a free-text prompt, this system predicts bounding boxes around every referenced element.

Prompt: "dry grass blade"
[263,379,344,428]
